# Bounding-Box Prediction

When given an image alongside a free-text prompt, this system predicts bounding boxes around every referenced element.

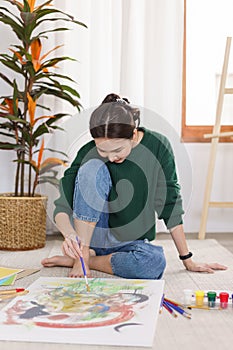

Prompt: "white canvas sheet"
[0,277,164,347]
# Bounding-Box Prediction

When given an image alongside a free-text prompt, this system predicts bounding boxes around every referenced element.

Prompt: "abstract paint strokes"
[0,277,164,347]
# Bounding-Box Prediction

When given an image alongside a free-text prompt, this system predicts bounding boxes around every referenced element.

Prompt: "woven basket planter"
[0,193,48,251]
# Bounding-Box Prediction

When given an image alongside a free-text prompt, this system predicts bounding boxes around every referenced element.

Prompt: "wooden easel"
[198,37,233,240]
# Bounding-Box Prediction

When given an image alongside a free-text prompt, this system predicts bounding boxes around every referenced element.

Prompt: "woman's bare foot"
[69,247,93,278]
[41,255,74,268]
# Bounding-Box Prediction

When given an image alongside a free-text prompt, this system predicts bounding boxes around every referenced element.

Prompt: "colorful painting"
[0,277,164,347]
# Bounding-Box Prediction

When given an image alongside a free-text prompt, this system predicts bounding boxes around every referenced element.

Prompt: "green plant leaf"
[0,142,24,150]
[0,131,15,138]
[31,27,69,42]
[40,56,76,70]
[0,72,14,87]
[2,0,23,12]
[34,147,68,158]
[0,11,24,41]
[0,0,86,196]
[35,8,87,28]
[0,58,24,74]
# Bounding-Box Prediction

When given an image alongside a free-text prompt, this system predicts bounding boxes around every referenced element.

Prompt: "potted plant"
[0,0,86,250]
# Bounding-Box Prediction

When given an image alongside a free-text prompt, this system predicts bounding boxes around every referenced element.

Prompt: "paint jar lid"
[207,291,216,301]
[219,292,229,302]
[195,290,205,297]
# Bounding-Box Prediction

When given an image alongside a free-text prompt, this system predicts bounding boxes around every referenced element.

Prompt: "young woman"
[42,94,227,279]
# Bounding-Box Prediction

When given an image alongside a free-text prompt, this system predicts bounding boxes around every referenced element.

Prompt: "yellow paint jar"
[195,290,205,306]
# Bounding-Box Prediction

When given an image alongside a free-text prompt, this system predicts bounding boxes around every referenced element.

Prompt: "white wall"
[0,0,232,233]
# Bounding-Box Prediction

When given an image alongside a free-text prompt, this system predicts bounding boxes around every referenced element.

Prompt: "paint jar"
[219,292,229,309]
[183,289,193,306]
[195,290,205,306]
[207,291,216,308]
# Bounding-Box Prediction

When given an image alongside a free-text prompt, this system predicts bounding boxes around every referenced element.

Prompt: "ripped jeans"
[72,159,166,279]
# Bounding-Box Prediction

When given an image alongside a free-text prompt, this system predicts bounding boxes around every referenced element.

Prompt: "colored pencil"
[76,236,90,292]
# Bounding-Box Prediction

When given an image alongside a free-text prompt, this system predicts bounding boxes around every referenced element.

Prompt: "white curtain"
[0,0,185,232]
[54,0,184,127]
[45,0,185,232]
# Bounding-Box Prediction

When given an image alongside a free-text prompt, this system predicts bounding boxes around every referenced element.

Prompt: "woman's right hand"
[62,233,83,259]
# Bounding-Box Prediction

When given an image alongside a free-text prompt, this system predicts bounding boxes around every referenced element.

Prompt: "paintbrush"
[165,300,192,319]
[0,288,25,295]
[76,236,90,292]
[163,301,178,318]
[0,290,29,301]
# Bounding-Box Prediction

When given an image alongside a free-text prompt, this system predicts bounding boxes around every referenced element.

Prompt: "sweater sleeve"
[53,141,96,220]
[154,136,184,229]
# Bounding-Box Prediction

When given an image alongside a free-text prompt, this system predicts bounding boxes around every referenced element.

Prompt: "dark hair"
[90,93,140,139]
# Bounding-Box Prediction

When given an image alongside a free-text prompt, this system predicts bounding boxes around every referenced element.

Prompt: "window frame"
[181,0,233,143]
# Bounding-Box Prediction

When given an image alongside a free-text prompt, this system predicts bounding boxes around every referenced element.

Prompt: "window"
[182,0,233,142]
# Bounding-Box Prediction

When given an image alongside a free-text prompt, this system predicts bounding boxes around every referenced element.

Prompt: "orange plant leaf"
[40,45,64,61]
[30,160,37,168]
[30,39,42,61]
[9,49,26,64]
[13,1,24,9]
[0,99,18,114]
[34,115,55,124]
[40,157,67,169]
[28,0,36,12]
[27,93,36,126]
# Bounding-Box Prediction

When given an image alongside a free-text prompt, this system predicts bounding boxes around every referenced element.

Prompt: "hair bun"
[116,98,129,105]
[101,93,130,104]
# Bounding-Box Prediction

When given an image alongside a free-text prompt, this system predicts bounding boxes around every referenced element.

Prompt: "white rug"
[0,238,232,295]
[0,238,233,350]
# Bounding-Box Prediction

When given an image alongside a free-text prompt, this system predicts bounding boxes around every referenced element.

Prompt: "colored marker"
[219,292,229,309]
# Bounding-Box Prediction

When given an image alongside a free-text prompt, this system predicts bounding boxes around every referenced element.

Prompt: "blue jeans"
[73,159,166,280]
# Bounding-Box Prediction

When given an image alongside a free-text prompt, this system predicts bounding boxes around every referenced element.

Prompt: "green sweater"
[54,128,184,241]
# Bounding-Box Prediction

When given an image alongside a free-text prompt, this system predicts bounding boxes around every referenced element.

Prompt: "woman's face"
[95,137,135,163]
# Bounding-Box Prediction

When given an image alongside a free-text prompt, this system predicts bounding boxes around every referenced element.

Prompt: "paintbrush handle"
[79,256,87,277]
[0,288,25,295]
[0,290,28,301]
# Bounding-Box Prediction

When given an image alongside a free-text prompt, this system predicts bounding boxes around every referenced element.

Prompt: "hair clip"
[116,98,128,105]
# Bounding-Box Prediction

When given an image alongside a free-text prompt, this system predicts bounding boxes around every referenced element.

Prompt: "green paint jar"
[207,291,216,307]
